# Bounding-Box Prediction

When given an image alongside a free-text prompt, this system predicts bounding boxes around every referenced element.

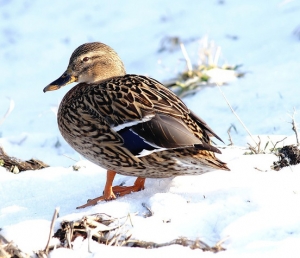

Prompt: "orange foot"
[76,170,146,209]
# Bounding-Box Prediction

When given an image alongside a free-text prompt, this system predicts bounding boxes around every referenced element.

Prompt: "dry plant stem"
[114,232,123,246]
[247,136,262,154]
[227,126,234,146]
[269,136,287,152]
[107,213,133,246]
[213,46,221,66]
[66,224,72,249]
[290,109,299,145]
[142,202,154,217]
[45,207,60,255]
[254,167,267,172]
[119,231,131,247]
[87,229,92,253]
[214,236,229,252]
[62,154,79,162]
[180,43,193,75]
[217,84,257,145]
[227,131,233,146]
[0,245,9,258]
[108,218,122,246]
[0,236,29,258]
[128,212,134,227]
[0,98,15,126]
[0,235,9,258]
[126,237,224,252]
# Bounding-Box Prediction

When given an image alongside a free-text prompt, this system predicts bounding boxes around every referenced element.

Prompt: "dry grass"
[34,212,226,255]
[164,37,244,98]
[289,109,299,146]
[0,146,48,174]
[0,234,29,258]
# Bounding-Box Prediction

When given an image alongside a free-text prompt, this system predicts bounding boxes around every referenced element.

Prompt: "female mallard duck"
[44,42,229,208]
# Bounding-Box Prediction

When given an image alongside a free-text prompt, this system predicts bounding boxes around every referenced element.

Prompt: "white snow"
[1,0,300,257]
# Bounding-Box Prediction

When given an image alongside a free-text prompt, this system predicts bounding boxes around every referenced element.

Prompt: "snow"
[1,0,300,257]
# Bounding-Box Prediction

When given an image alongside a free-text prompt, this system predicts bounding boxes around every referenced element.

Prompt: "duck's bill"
[43,71,77,92]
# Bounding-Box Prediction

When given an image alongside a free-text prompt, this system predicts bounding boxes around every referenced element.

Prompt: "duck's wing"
[188,110,224,143]
[130,113,221,153]
[86,75,223,155]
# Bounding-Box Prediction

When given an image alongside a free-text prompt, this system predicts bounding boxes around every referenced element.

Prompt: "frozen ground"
[1,0,300,257]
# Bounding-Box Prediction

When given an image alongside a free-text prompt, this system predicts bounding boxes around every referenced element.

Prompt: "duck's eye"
[83,57,90,62]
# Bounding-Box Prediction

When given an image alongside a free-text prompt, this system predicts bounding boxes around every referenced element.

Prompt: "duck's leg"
[76,170,146,209]
[76,170,117,209]
[112,177,146,196]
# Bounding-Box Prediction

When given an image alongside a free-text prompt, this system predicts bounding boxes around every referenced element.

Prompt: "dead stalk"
[180,43,193,76]
[213,46,221,66]
[66,222,73,249]
[87,229,92,253]
[45,207,60,255]
[217,84,257,145]
[142,203,154,217]
[0,98,15,126]
[289,109,299,145]
[268,136,287,152]
[227,125,236,146]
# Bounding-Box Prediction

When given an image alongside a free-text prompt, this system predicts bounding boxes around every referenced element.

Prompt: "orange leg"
[111,176,145,197]
[76,170,146,209]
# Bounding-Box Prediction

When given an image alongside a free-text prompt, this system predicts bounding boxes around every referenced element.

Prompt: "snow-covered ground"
[1,0,300,257]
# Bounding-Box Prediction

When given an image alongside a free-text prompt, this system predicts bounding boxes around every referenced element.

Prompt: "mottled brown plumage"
[44,42,229,208]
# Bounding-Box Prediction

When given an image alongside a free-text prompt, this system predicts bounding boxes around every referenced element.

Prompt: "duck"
[43,42,230,209]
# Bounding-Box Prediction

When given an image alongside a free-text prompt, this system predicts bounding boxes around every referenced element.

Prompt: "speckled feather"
[44,42,229,182]
[57,72,229,178]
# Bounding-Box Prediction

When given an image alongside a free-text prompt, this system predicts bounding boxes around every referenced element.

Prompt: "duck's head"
[43,42,126,92]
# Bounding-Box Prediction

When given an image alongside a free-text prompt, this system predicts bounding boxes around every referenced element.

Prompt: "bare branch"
[45,207,60,255]
[269,136,287,152]
[217,84,257,145]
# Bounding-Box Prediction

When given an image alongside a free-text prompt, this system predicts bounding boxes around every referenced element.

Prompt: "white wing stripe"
[112,115,154,132]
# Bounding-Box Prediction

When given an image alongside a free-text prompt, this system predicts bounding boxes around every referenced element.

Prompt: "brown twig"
[227,125,236,146]
[44,207,60,255]
[254,167,267,172]
[289,109,299,146]
[127,237,225,252]
[269,136,287,152]
[247,136,262,154]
